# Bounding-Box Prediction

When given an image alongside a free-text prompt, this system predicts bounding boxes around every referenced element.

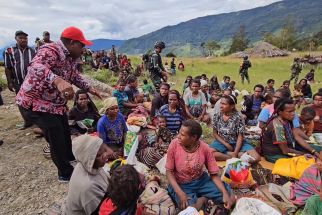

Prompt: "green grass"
[112,51,322,95]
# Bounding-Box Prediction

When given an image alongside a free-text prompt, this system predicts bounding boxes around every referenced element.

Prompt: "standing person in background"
[239,56,251,84]
[170,57,176,75]
[3,30,36,129]
[148,41,168,93]
[37,31,53,49]
[178,61,185,71]
[16,26,101,182]
[290,57,302,85]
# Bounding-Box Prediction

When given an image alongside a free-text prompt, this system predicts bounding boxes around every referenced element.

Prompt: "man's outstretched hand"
[89,87,102,100]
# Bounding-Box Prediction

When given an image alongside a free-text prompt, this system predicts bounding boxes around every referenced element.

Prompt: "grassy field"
[1,51,322,99]
[141,52,322,94]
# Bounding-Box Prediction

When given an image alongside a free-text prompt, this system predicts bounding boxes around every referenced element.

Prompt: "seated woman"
[183,79,209,123]
[68,90,101,136]
[299,78,313,102]
[97,97,128,159]
[159,90,186,134]
[209,95,260,163]
[261,98,322,163]
[138,115,174,167]
[166,120,234,211]
[65,135,113,215]
[97,165,144,215]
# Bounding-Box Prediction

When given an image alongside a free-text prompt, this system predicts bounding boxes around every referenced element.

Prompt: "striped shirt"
[3,45,35,85]
[159,104,185,134]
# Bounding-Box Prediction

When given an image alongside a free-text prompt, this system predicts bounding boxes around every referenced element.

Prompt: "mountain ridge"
[119,0,322,56]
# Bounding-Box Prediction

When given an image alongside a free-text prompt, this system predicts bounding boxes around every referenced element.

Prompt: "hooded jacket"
[65,135,109,215]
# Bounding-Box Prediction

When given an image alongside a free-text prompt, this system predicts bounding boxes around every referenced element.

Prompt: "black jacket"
[241,94,264,120]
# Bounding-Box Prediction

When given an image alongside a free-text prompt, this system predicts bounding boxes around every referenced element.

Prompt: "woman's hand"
[223,193,234,209]
[225,143,233,152]
[177,191,189,210]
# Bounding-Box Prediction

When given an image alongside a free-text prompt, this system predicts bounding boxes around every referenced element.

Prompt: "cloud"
[0,0,280,48]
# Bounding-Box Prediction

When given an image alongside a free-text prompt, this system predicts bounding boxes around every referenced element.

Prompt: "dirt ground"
[0,89,67,215]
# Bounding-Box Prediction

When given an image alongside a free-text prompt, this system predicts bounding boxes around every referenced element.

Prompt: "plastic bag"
[221,158,256,188]
[124,131,138,160]
[156,154,167,175]
[231,197,281,215]
[272,155,315,179]
[123,131,150,175]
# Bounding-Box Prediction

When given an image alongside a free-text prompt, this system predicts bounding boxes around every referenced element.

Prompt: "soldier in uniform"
[290,57,302,84]
[148,41,168,92]
[239,55,252,84]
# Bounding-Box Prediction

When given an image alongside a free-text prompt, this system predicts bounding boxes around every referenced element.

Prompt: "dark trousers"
[0,92,3,106]
[20,107,74,177]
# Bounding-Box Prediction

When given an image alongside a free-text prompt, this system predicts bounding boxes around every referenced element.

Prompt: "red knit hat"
[61,26,92,46]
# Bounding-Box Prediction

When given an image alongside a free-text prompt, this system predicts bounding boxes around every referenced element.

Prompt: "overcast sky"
[0,0,280,48]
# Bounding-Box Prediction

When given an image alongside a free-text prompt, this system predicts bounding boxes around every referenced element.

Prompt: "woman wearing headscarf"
[97,97,128,158]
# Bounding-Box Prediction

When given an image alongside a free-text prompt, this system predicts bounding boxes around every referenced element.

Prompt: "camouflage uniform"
[239,59,252,84]
[290,60,302,84]
[148,51,165,92]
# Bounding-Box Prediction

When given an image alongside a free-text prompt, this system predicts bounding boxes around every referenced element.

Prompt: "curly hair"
[107,164,141,210]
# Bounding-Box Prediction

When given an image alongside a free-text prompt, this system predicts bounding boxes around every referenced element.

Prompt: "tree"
[205,41,221,56]
[279,22,296,50]
[166,52,176,57]
[200,42,206,57]
[229,25,249,54]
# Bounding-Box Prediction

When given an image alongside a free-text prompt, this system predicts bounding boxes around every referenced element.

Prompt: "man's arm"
[3,50,15,91]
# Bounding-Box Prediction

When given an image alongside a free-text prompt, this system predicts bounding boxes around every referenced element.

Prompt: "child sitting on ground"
[261,93,273,108]
[112,81,139,116]
[166,120,235,212]
[142,79,154,101]
[97,164,144,215]
[228,81,240,97]
[299,106,316,137]
[138,115,174,167]
[293,84,304,109]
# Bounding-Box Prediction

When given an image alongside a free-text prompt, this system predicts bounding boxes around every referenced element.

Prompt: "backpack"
[139,180,175,215]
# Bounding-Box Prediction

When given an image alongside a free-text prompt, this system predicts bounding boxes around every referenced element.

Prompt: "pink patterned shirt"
[166,138,219,184]
[16,40,89,115]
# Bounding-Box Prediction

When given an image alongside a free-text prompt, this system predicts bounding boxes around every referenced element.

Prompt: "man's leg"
[150,75,161,93]
[20,108,74,178]
[294,74,299,84]
[240,72,245,84]
[245,71,250,84]
[62,114,75,162]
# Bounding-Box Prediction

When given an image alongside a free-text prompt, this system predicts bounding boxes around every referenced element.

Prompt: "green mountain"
[119,0,322,56]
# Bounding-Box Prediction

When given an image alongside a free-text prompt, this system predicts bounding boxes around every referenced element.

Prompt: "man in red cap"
[16,26,101,182]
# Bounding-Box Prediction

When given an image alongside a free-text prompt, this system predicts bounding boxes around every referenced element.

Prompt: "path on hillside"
[0,89,66,215]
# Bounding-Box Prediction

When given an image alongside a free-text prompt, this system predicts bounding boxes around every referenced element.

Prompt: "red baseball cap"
[61,26,93,46]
